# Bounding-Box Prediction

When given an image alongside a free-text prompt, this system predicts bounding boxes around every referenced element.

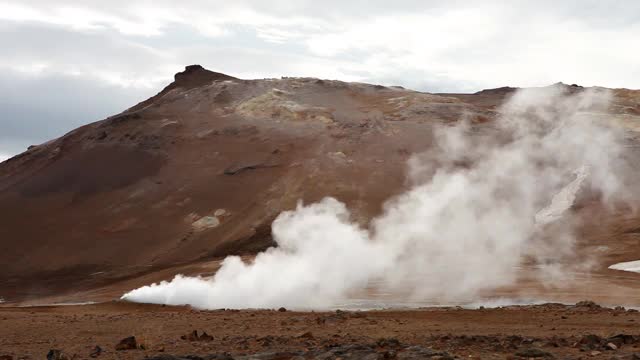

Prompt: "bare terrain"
[1,65,640,305]
[2,301,640,359]
[2,66,640,358]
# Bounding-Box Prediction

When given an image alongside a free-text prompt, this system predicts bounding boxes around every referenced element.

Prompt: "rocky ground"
[2,301,640,359]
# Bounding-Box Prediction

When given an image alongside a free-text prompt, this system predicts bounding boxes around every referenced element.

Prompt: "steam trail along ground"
[3,66,640,358]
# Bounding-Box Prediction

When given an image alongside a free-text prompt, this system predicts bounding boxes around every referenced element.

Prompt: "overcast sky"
[1,0,639,161]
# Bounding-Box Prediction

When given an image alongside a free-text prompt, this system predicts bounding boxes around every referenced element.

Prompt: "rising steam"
[122,85,627,309]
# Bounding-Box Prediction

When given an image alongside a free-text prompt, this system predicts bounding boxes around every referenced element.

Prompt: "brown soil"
[1,301,640,359]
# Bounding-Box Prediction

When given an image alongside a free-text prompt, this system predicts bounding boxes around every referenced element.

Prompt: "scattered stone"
[515,348,553,358]
[214,209,228,217]
[297,331,314,339]
[115,336,138,350]
[200,332,214,341]
[574,300,601,309]
[181,330,214,342]
[605,342,618,350]
[146,355,233,360]
[192,216,220,231]
[46,350,71,360]
[608,334,637,347]
[377,337,402,348]
[181,330,199,341]
[397,346,452,359]
[590,350,601,356]
[147,345,449,360]
[350,311,367,319]
[579,334,603,349]
[89,345,102,358]
[223,162,279,175]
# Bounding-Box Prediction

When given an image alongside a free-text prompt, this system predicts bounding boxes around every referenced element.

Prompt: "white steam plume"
[122,86,627,309]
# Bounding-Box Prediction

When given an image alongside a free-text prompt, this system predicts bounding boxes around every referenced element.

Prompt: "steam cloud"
[122,86,627,309]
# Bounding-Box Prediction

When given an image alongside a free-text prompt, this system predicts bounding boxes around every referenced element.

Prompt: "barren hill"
[2,65,640,304]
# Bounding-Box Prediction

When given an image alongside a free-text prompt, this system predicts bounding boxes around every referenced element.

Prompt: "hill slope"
[2,66,640,304]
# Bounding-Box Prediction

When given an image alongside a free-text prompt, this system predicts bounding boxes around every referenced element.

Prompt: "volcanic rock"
[46,349,71,360]
[89,345,102,358]
[115,336,138,350]
[515,348,554,358]
[181,330,214,342]
[579,334,604,349]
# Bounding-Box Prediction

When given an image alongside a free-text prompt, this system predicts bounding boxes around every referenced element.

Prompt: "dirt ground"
[2,301,640,359]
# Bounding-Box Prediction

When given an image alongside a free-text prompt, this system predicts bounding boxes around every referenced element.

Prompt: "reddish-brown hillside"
[2,66,640,304]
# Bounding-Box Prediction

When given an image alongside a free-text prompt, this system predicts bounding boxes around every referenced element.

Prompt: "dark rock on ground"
[515,348,554,358]
[574,300,602,310]
[608,334,638,347]
[376,338,401,348]
[296,331,314,340]
[46,349,71,360]
[116,336,138,350]
[90,345,103,358]
[578,334,604,349]
[606,342,619,350]
[397,346,452,359]
[145,355,234,360]
[148,345,456,360]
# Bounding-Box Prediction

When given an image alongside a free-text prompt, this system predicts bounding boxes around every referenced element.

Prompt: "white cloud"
[1,0,640,159]
[1,1,639,91]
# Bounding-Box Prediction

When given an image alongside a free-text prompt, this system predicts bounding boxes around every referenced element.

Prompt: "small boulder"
[605,342,618,350]
[192,216,220,231]
[377,338,402,348]
[181,330,214,342]
[515,348,554,358]
[181,330,199,342]
[214,209,228,217]
[579,334,603,349]
[608,334,637,347]
[90,345,102,358]
[574,300,601,309]
[297,331,314,339]
[46,350,71,360]
[200,331,214,341]
[115,336,138,351]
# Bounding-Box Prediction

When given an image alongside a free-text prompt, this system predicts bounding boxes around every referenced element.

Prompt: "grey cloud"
[1,0,640,159]
[0,70,154,156]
